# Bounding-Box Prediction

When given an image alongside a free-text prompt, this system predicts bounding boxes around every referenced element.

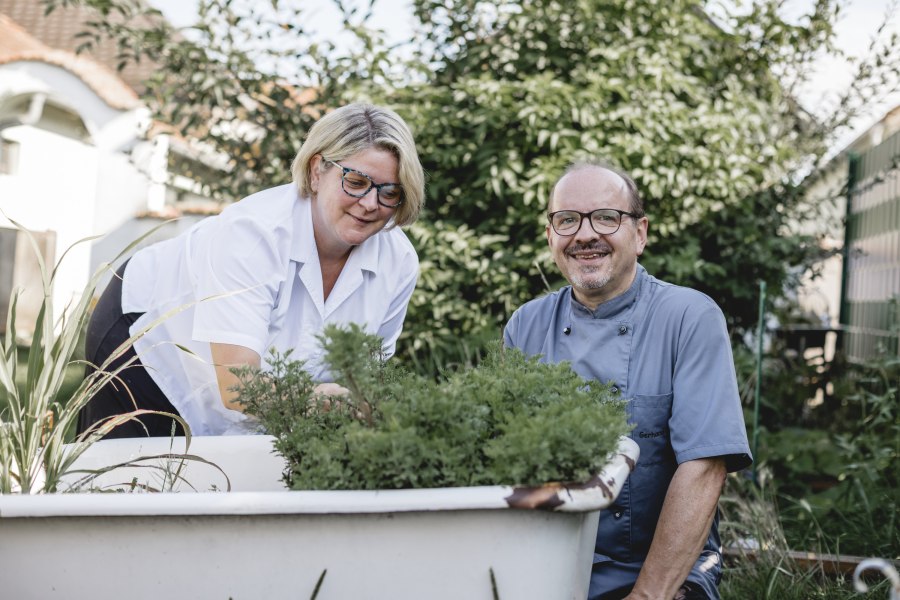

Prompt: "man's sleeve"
[670,300,752,473]
[502,310,520,349]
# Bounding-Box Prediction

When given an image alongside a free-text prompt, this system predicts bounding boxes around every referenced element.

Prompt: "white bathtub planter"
[0,434,638,600]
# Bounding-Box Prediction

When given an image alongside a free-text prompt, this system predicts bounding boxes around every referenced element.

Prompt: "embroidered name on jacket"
[639,429,667,439]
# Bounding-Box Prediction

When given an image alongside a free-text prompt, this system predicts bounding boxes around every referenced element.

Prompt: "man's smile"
[566,244,611,262]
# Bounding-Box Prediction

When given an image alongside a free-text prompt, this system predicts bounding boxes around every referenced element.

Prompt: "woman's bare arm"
[210,342,261,412]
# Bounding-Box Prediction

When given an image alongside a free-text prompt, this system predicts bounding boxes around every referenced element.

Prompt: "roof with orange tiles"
[0,0,164,93]
[0,13,139,110]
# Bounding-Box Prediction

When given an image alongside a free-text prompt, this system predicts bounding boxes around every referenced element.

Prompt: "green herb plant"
[234,324,631,490]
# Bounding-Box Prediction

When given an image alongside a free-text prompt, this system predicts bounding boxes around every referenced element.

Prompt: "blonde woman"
[79,103,425,437]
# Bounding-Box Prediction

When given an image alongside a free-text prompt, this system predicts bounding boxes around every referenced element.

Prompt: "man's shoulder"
[510,287,568,321]
[643,272,722,317]
[505,287,568,350]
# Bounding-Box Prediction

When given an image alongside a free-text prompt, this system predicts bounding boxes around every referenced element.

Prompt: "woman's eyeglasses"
[326,159,404,208]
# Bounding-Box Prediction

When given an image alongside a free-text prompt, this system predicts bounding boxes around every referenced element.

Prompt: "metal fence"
[841,129,900,361]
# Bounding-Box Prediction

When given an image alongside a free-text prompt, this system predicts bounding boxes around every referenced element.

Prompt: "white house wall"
[797,158,849,328]
[93,142,155,235]
[0,124,98,314]
[0,59,152,321]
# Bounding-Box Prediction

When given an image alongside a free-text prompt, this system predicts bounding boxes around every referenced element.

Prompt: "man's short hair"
[548,160,644,217]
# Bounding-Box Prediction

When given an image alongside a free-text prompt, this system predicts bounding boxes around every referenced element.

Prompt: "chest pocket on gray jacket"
[628,392,675,467]
[594,392,677,562]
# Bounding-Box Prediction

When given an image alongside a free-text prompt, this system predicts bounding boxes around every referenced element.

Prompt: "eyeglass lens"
[339,167,403,207]
[551,209,625,235]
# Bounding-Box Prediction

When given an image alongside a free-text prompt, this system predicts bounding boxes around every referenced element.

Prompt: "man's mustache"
[565,242,612,256]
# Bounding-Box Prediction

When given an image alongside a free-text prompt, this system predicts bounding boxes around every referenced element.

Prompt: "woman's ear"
[309,154,322,193]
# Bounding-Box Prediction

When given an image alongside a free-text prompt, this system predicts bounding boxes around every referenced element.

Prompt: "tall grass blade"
[0,217,215,494]
[309,569,327,600]
[63,450,231,492]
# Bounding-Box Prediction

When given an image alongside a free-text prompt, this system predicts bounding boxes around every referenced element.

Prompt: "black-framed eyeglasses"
[547,208,642,236]
[325,159,404,208]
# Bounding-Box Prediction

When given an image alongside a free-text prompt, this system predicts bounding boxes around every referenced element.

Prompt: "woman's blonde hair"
[291,103,425,227]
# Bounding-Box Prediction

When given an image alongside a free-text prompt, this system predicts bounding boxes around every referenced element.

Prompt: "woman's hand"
[313,383,351,398]
[312,383,351,412]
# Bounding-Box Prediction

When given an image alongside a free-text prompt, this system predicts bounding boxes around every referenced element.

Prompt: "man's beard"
[570,266,612,290]
[564,241,613,290]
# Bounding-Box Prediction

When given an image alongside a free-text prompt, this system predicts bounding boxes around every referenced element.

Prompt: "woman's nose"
[358,187,379,211]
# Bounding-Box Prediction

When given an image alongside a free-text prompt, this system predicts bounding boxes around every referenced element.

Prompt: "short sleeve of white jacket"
[190,194,293,357]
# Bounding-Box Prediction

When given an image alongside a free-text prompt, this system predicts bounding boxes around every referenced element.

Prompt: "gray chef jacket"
[503,265,752,598]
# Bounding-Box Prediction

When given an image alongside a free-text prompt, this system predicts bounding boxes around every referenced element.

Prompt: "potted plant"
[0,226,638,599]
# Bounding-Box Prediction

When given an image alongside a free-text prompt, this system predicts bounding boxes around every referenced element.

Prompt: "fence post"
[752,280,766,483]
[838,152,858,347]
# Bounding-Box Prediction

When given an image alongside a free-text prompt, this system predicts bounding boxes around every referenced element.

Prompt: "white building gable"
[0,13,164,335]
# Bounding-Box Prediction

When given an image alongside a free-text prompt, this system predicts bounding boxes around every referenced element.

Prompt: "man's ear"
[546,223,552,247]
[635,216,649,256]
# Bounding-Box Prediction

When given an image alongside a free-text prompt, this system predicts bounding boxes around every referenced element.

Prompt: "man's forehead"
[552,166,629,208]
[560,166,628,190]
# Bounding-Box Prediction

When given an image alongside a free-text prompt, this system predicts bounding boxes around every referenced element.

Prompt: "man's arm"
[625,457,726,600]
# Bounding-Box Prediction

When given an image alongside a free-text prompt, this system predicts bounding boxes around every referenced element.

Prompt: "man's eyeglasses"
[326,159,404,208]
[547,208,641,236]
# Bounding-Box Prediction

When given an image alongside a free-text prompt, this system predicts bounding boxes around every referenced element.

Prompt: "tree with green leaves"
[40,0,899,369]
[391,0,897,361]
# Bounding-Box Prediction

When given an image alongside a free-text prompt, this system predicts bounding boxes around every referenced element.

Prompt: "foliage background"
[394,0,835,359]
[38,0,900,578]
[46,0,897,365]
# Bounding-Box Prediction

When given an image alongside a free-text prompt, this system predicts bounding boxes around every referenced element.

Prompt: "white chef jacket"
[121,184,419,435]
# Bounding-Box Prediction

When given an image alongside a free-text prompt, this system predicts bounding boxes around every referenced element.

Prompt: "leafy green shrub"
[719,472,893,600]
[758,354,899,559]
[737,339,899,560]
[234,324,630,490]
